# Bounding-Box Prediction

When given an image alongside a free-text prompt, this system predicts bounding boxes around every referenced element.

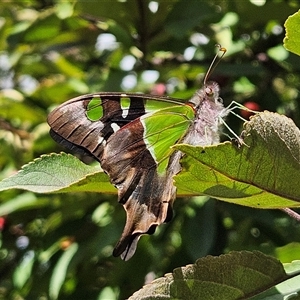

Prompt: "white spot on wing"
[120,97,130,118]
[111,123,120,132]
[98,136,104,144]
[122,109,128,118]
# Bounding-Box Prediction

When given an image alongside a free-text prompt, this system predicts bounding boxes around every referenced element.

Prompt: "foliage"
[1,111,300,209]
[284,9,300,56]
[129,251,300,300]
[0,0,300,299]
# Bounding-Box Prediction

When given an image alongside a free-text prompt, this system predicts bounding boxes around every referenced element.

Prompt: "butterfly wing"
[103,105,195,260]
[47,93,195,260]
[48,93,183,158]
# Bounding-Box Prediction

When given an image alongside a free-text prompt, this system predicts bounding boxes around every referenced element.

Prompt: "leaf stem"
[281,208,300,222]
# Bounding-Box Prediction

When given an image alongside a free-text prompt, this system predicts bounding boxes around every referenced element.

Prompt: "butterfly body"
[48,81,228,260]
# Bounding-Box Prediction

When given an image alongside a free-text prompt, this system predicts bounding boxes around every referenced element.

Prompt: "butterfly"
[47,47,229,261]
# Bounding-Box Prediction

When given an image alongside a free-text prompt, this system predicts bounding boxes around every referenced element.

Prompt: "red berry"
[0,217,5,230]
[241,101,261,119]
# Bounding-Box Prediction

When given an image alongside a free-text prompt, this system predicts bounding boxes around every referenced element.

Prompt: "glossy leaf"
[0,153,112,193]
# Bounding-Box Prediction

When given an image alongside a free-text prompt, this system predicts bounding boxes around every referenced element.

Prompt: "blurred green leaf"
[13,250,35,289]
[276,243,300,263]
[24,14,61,43]
[97,287,118,300]
[55,1,74,20]
[49,243,79,300]
[0,90,45,124]
[165,1,216,38]
[182,199,217,260]
[47,53,85,79]
[284,10,300,56]
[0,192,48,215]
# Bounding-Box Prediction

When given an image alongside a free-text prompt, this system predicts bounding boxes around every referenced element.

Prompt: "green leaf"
[0,153,114,194]
[251,260,300,300]
[13,250,35,289]
[24,14,61,42]
[0,152,195,196]
[0,90,45,125]
[0,192,49,215]
[55,1,74,19]
[49,243,78,300]
[128,251,292,300]
[165,1,215,38]
[97,287,119,300]
[174,111,300,208]
[275,243,300,263]
[48,52,85,79]
[1,111,300,207]
[284,9,300,56]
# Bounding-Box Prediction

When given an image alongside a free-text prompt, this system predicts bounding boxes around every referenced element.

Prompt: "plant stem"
[281,208,300,222]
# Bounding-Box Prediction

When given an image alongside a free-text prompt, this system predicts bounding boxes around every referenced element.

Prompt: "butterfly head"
[188,45,225,109]
[188,81,221,108]
[204,81,220,98]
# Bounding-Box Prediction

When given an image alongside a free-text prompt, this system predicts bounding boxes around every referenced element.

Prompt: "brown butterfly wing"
[47,93,147,160]
[101,120,177,260]
[47,93,179,260]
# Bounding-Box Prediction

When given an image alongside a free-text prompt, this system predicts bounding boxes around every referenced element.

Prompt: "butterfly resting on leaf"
[47,47,230,261]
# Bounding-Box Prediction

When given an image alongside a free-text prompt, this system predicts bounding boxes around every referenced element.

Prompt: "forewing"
[48,93,144,158]
[47,92,183,160]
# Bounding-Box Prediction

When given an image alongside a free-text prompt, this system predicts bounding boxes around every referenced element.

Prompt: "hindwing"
[47,93,195,260]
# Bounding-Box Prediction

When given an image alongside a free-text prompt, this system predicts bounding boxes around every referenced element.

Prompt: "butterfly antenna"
[204,44,227,85]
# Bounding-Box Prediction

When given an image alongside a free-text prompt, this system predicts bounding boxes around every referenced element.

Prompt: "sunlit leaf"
[0,153,114,194]
[284,10,300,56]
[0,192,49,215]
[275,243,300,263]
[49,243,78,300]
[0,152,195,196]
[0,91,45,124]
[24,15,61,42]
[175,111,300,208]
[13,250,35,289]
